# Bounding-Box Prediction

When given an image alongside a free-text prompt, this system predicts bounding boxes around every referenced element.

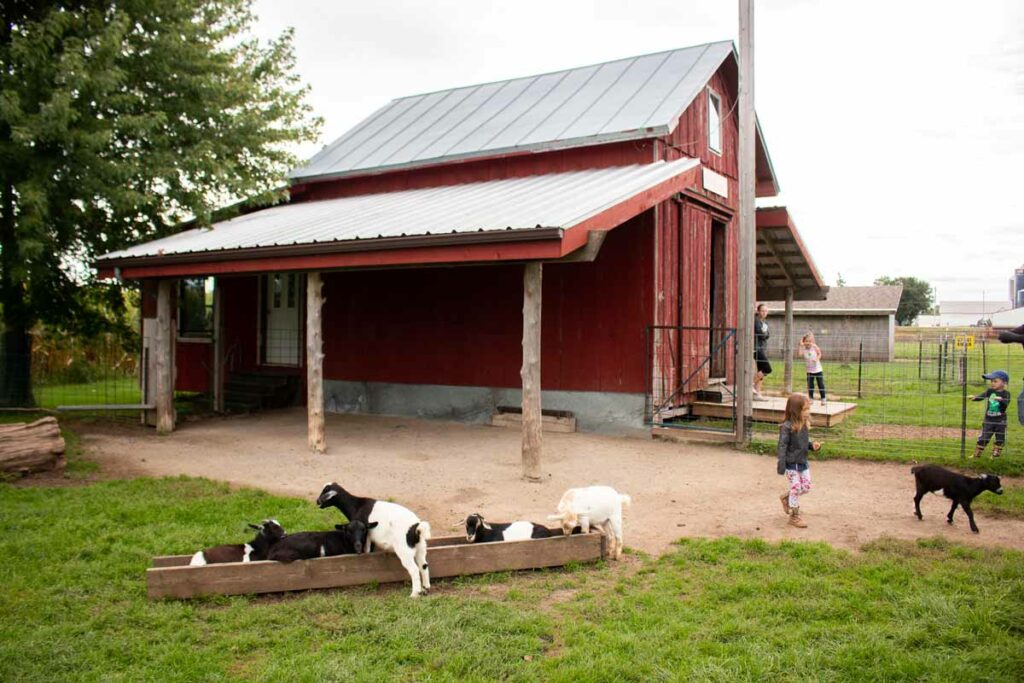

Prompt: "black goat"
[268,520,377,562]
[464,513,553,543]
[189,519,285,566]
[912,465,1003,533]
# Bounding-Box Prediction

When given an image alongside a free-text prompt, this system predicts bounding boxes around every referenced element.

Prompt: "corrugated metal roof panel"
[98,158,699,261]
[290,41,734,181]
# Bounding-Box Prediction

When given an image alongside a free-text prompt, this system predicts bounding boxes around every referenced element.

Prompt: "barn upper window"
[707,89,722,154]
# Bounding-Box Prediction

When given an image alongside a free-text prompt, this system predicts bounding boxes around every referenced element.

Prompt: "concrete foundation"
[323,379,646,434]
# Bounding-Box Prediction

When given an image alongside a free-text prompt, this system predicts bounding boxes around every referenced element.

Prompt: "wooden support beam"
[154,279,175,434]
[783,287,794,394]
[736,0,755,446]
[521,262,543,481]
[212,277,225,413]
[759,230,798,289]
[307,272,326,454]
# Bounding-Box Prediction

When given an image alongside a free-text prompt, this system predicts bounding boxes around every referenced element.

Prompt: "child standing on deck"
[777,393,821,528]
[799,332,827,404]
[971,370,1011,458]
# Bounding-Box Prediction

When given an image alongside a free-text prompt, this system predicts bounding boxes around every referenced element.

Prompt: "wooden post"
[735,0,756,445]
[306,272,326,454]
[154,279,175,434]
[212,278,225,413]
[521,262,543,482]
[783,287,794,394]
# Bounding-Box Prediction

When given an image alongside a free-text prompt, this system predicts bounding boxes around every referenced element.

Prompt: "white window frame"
[707,88,723,155]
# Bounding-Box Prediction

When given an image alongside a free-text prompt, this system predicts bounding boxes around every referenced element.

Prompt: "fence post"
[960,343,968,459]
[921,339,929,382]
[857,340,864,399]
[937,342,943,394]
[981,337,987,374]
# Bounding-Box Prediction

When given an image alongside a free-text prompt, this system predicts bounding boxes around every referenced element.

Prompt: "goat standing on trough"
[189,519,285,566]
[912,464,1003,533]
[465,514,552,543]
[316,483,432,597]
[268,520,377,562]
[548,485,630,559]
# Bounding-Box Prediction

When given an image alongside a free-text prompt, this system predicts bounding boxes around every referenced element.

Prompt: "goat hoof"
[971,528,980,534]
[947,519,954,525]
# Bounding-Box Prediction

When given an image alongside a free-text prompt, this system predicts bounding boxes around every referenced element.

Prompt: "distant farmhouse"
[761,286,903,361]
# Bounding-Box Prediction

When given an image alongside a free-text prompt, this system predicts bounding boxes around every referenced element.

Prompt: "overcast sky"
[252,0,1024,304]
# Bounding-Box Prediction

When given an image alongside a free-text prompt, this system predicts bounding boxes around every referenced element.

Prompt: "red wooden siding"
[295,140,656,201]
[176,342,211,392]
[321,211,654,394]
[680,202,712,390]
[219,275,260,375]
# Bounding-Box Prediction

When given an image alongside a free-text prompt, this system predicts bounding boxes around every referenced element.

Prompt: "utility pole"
[735,0,756,446]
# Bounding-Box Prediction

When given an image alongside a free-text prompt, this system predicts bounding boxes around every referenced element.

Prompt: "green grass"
[35,375,142,409]
[975,485,1024,519]
[1,477,1023,682]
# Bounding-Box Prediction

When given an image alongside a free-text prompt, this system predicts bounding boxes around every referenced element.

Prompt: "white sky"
[252,0,1024,303]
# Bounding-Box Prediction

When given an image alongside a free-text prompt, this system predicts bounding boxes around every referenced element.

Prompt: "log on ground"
[0,416,66,474]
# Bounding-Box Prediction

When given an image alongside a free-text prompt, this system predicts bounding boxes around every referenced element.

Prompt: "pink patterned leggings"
[786,467,812,509]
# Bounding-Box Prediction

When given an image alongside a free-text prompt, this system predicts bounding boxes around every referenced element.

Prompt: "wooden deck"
[690,395,857,428]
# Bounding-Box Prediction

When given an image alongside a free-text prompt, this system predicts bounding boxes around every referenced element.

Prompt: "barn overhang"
[96,159,701,280]
[755,207,828,302]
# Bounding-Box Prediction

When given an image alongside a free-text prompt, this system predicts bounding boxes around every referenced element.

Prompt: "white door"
[265,273,301,366]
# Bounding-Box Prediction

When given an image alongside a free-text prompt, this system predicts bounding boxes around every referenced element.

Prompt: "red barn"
[97,41,824,447]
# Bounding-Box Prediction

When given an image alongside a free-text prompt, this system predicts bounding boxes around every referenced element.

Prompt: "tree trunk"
[0,181,35,407]
[0,416,65,474]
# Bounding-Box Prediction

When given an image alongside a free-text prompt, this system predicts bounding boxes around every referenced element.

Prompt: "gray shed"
[761,286,903,362]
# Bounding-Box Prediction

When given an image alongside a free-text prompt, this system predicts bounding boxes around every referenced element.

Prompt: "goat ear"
[247,523,261,531]
[547,514,564,521]
[366,521,379,529]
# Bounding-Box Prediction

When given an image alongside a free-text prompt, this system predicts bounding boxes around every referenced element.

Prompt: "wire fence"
[0,333,206,420]
[756,329,1022,470]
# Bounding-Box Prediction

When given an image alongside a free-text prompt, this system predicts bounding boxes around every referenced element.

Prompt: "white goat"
[548,485,631,559]
[316,482,432,597]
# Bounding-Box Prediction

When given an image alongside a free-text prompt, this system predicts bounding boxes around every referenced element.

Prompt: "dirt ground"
[854,424,968,440]
[72,408,1024,555]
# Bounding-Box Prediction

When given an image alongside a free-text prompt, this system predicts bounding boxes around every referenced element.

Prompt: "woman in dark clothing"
[753,303,772,400]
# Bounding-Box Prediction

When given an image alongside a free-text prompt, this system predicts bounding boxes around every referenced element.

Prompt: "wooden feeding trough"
[147,530,605,600]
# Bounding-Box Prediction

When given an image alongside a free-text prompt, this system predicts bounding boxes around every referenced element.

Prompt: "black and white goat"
[317,482,432,597]
[268,520,377,563]
[912,464,1004,533]
[189,519,285,566]
[548,485,631,560]
[464,513,552,543]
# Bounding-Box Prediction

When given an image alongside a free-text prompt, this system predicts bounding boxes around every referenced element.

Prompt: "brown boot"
[779,493,791,514]
[971,445,983,459]
[993,446,1002,459]
[788,508,807,528]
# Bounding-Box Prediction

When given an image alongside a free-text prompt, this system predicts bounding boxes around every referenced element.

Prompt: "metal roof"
[755,207,828,301]
[291,41,735,182]
[98,158,699,262]
[761,286,903,314]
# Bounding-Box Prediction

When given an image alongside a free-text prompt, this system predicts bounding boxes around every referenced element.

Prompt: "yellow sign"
[955,335,975,350]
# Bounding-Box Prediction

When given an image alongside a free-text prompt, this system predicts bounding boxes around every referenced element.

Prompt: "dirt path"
[76,409,1024,555]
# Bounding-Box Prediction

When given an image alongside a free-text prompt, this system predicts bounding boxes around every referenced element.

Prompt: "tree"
[0,0,320,405]
[836,272,847,287]
[874,276,935,326]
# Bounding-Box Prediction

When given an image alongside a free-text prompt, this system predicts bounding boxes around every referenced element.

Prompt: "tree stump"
[0,417,66,474]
